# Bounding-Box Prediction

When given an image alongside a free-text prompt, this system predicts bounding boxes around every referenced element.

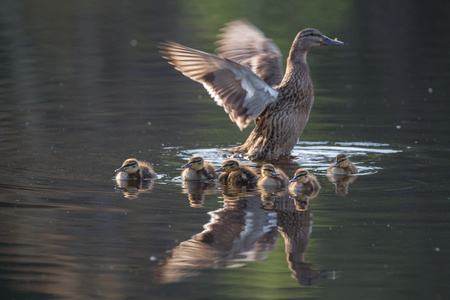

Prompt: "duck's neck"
[279,49,311,90]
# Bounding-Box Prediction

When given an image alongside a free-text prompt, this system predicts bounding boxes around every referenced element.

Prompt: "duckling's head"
[261,164,280,178]
[333,154,349,168]
[216,159,239,173]
[181,155,204,171]
[115,158,139,174]
[290,168,310,184]
[293,28,343,53]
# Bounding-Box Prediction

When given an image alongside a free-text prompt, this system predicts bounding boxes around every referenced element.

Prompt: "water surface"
[1,1,450,299]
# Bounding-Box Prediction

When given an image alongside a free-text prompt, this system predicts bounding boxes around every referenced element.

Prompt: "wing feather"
[160,41,278,130]
[216,20,284,86]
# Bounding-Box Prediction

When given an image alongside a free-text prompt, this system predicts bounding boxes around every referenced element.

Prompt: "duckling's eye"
[263,169,272,172]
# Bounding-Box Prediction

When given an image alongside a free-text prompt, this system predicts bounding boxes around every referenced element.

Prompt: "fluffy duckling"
[257,164,289,188]
[115,158,157,180]
[181,155,218,181]
[215,159,258,185]
[289,168,320,193]
[160,20,343,160]
[327,154,358,175]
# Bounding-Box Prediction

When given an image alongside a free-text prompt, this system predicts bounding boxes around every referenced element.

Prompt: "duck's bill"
[115,167,125,172]
[215,167,224,172]
[321,35,344,46]
[181,162,191,168]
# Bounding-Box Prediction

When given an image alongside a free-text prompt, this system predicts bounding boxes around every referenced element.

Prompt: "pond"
[1,1,450,299]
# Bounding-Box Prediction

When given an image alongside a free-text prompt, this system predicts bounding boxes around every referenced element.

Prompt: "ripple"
[172,141,402,175]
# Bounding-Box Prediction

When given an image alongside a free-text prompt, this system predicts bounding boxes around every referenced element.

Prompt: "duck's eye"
[263,169,272,172]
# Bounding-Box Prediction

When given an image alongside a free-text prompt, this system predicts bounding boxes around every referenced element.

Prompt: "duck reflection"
[271,189,339,286]
[115,179,155,199]
[155,186,278,284]
[181,180,217,208]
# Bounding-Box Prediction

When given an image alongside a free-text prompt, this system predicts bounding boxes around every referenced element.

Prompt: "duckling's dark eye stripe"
[263,168,273,172]
[192,159,202,163]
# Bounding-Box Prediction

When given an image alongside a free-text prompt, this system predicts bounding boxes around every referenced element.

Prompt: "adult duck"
[115,158,157,180]
[181,155,218,181]
[160,20,343,160]
[327,154,358,175]
[215,159,258,185]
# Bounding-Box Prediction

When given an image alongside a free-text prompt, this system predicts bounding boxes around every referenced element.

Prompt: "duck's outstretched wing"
[160,41,278,131]
[216,20,283,87]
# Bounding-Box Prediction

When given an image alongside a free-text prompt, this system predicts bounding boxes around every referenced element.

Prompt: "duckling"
[115,158,157,180]
[289,168,320,194]
[215,159,258,185]
[327,154,358,175]
[257,164,289,188]
[160,20,343,160]
[181,155,218,181]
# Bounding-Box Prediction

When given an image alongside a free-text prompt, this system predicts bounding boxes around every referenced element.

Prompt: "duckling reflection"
[327,174,357,195]
[328,154,358,175]
[289,168,320,194]
[115,158,157,180]
[181,180,217,208]
[270,193,339,286]
[115,179,154,200]
[290,186,320,212]
[155,187,278,284]
[216,159,258,186]
[181,155,218,181]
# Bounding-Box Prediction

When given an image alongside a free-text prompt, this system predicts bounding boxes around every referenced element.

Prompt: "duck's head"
[115,158,139,174]
[182,155,204,171]
[333,154,349,168]
[294,28,343,53]
[290,168,310,184]
[216,159,239,173]
[261,164,280,178]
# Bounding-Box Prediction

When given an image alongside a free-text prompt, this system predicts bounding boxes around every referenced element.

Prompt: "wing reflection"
[155,186,278,284]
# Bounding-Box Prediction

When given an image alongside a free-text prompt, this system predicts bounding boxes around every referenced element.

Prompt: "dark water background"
[1,1,450,299]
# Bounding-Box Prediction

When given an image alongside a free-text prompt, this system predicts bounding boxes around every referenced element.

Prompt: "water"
[1,1,450,299]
